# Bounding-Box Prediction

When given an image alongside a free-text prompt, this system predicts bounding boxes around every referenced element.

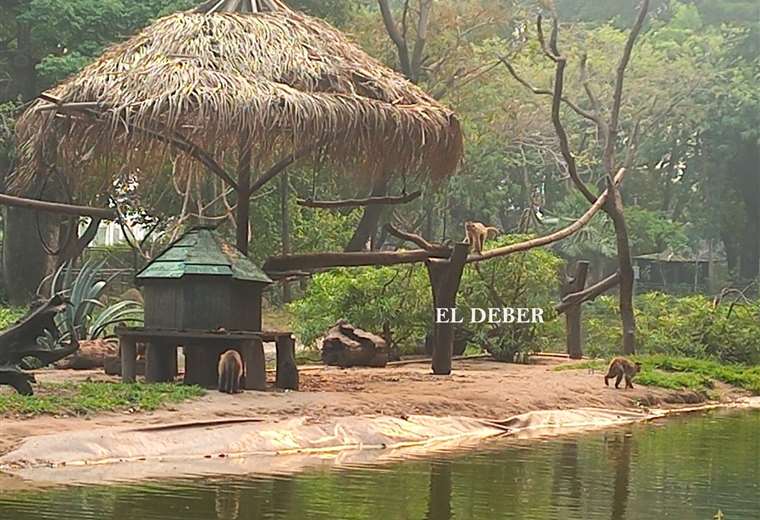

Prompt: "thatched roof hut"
[12,0,463,197]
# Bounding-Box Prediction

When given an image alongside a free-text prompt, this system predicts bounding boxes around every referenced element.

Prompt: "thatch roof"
[12,0,463,193]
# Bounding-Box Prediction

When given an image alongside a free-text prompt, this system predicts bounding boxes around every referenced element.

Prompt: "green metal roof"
[136,226,272,284]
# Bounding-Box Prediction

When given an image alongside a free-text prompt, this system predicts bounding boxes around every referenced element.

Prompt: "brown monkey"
[464,221,499,254]
[218,350,243,394]
[604,357,641,389]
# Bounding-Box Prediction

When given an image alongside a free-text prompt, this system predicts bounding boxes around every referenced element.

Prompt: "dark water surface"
[1,409,758,520]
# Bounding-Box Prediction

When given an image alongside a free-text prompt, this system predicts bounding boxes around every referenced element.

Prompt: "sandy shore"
[1,357,748,460]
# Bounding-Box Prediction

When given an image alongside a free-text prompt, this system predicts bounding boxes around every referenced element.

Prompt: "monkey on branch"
[464,221,500,255]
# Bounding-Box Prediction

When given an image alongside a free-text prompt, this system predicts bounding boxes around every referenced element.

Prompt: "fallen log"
[0,366,35,396]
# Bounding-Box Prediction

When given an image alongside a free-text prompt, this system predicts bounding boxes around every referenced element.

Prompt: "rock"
[321,320,388,368]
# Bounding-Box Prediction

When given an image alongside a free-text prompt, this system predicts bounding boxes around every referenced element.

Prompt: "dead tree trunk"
[426,242,469,375]
[561,261,589,359]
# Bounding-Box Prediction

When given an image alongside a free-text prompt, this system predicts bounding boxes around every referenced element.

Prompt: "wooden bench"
[114,327,298,391]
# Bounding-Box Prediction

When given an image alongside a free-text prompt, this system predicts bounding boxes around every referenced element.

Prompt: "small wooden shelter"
[133,225,273,387]
[136,225,272,330]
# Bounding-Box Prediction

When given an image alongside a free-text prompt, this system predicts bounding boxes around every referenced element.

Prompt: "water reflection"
[425,461,452,520]
[0,409,758,520]
[608,432,632,520]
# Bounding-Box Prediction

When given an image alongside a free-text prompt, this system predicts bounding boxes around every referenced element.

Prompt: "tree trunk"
[426,242,469,375]
[607,188,636,355]
[280,171,291,302]
[2,207,57,305]
[562,261,589,359]
[344,177,388,252]
[236,136,252,255]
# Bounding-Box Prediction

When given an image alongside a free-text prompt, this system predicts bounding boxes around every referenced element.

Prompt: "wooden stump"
[145,341,176,383]
[242,338,266,391]
[275,335,299,390]
[562,261,589,360]
[120,337,137,383]
[426,242,469,375]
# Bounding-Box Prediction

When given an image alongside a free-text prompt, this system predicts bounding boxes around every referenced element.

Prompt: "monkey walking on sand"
[604,356,641,389]
[464,221,499,254]
[218,350,243,394]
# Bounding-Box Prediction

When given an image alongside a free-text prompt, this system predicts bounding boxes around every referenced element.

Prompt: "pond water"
[1,409,758,520]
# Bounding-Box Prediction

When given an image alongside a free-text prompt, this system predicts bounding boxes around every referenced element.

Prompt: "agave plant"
[38,259,144,348]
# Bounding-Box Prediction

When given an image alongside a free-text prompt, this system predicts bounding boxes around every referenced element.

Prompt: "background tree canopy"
[0,0,757,302]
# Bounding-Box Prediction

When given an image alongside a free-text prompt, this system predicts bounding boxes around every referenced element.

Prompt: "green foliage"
[460,235,562,361]
[0,306,26,330]
[556,355,760,394]
[582,293,760,364]
[624,207,690,255]
[0,381,204,416]
[41,260,144,347]
[288,265,430,349]
[289,236,562,359]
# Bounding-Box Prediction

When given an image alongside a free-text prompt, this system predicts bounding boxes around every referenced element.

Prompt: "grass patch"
[635,369,714,392]
[0,382,205,416]
[553,359,607,372]
[641,355,760,394]
[555,355,760,394]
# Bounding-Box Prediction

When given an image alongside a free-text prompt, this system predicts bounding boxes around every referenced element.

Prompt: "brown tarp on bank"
[2,402,757,484]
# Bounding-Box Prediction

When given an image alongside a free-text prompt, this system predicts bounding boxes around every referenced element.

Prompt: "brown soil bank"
[0,357,748,460]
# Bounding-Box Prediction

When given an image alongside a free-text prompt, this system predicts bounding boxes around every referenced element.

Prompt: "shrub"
[582,292,760,364]
[288,265,430,350]
[289,235,563,359]
[459,235,562,361]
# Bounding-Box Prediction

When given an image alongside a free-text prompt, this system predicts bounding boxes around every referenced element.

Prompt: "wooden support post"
[426,242,469,375]
[145,341,174,383]
[236,134,252,255]
[120,336,137,383]
[562,261,589,359]
[242,338,267,390]
[275,334,299,390]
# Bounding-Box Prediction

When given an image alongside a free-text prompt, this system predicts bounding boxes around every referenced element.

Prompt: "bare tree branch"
[248,146,311,196]
[604,0,650,173]
[385,223,448,252]
[498,57,600,124]
[410,0,433,80]
[378,0,412,78]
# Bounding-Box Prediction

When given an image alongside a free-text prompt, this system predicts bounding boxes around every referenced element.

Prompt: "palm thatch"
[12,0,463,194]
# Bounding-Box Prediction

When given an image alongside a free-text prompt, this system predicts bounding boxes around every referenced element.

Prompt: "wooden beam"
[249,146,312,196]
[0,193,116,219]
[38,94,239,191]
[556,271,621,313]
[297,191,422,209]
[263,248,448,272]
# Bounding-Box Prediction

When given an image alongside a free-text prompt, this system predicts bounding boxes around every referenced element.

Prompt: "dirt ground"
[0,357,748,458]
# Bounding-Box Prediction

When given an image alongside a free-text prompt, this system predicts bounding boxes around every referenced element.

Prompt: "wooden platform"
[115,327,298,391]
